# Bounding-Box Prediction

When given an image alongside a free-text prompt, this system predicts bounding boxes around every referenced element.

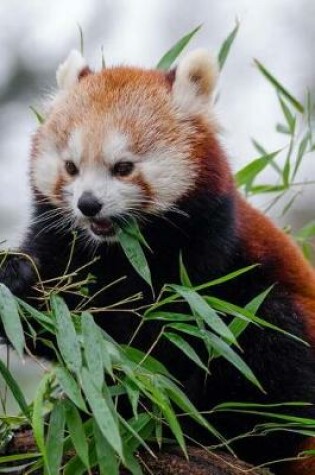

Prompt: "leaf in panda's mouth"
[115,218,153,295]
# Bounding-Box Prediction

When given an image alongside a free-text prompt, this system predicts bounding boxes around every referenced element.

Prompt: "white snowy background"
[0,0,314,411]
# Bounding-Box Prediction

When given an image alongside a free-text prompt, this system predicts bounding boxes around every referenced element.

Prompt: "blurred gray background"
[0,0,314,412]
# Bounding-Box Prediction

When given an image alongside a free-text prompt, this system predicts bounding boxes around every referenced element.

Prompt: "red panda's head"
[31,49,232,242]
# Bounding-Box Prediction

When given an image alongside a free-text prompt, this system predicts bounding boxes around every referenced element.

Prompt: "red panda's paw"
[0,255,37,298]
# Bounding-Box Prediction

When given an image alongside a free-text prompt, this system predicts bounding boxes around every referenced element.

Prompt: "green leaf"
[292,131,311,180]
[32,373,52,475]
[116,226,152,290]
[30,106,44,124]
[17,298,55,333]
[276,123,291,135]
[65,402,90,470]
[254,59,304,113]
[51,294,82,374]
[81,367,123,460]
[278,96,296,134]
[121,346,171,377]
[296,221,315,240]
[214,401,312,411]
[251,138,268,156]
[101,45,106,69]
[0,453,40,464]
[0,284,25,358]
[179,253,192,287]
[81,312,104,390]
[235,150,281,190]
[206,295,309,347]
[124,378,140,419]
[122,448,143,475]
[0,358,29,418]
[156,25,202,70]
[122,218,152,251]
[77,23,84,55]
[164,332,209,373]
[248,184,287,194]
[168,322,263,391]
[160,375,225,444]
[93,420,119,475]
[54,367,87,412]
[151,384,187,457]
[64,441,97,475]
[145,311,194,322]
[282,134,294,186]
[228,286,273,341]
[46,401,65,475]
[218,20,239,70]
[205,331,264,392]
[168,322,208,339]
[193,265,258,292]
[170,285,237,344]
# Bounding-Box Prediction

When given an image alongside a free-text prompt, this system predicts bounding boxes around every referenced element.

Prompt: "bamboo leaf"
[17,298,55,333]
[218,20,239,70]
[54,367,87,412]
[116,226,152,290]
[122,346,171,377]
[254,59,304,113]
[30,106,44,124]
[0,358,29,418]
[124,378,140,419]
[151,385,187,457]
[160,375,225,443]
[192,265,258,291]
[93,420,119,475]
[205,295,309,347]
[296,221,315,240]
[292,131,311,180]
[0,453,40,464]
[157,25,201,70]
[236,150,281,190]
[81,367,123,460]
[145,311,194,322]
[278,96,296,134]
[228,286,273,341]
[32,373,52,475]
[170,285,237,345]
[46,401,65,475]
[205,331,264,392]
[179,253,192,287]
[164,332,209,373]
[81,312,104,391]
[65,402,90,470]
[0,284,25,359]
[51,294,82,374]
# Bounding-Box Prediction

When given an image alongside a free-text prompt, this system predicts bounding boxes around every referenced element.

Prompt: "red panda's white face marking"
[31,49,220,242]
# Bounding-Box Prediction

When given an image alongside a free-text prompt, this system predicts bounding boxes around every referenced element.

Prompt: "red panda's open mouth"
[90,218,115,237]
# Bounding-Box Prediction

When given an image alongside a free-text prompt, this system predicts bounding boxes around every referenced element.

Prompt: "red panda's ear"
[56,50,91,89]
[171,49,218,115]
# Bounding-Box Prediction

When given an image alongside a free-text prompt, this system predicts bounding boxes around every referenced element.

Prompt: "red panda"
[1,48,315,474]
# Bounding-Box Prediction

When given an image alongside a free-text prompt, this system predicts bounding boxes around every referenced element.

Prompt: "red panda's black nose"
[78,192,102,217]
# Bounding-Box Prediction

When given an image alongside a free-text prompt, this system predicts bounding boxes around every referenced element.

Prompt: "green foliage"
[0,24,314,474]
[156,25,201,70]
[218,20,239,70]
[115,219,153,293]
[0,284,25,359]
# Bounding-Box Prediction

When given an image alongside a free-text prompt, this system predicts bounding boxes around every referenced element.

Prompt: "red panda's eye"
[65,160,79,176]
[112,161,134,177]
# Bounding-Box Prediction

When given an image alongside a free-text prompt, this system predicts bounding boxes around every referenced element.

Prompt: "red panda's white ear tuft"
[172,49,218,115]
[56,50,90,89]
